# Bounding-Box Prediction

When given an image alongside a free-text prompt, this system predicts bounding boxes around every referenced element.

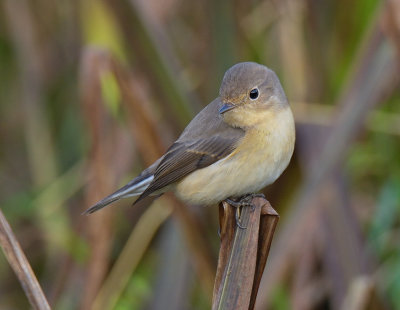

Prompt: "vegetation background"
[1,0,400,309]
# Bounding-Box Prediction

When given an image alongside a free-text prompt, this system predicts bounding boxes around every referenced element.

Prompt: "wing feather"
[135,135,241,203]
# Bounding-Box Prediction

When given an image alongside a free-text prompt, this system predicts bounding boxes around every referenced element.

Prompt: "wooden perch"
[212,197,279,310]
[0,209,50,310]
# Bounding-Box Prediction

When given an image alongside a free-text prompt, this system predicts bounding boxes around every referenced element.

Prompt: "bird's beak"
[219,102,236,114]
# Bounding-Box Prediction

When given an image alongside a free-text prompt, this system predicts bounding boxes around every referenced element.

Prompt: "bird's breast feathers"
[175,107,295,205]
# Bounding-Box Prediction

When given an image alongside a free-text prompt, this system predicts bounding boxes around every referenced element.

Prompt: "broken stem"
[212,197,279,310]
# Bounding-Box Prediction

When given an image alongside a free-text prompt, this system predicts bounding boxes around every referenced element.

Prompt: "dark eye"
[249,88,259,100]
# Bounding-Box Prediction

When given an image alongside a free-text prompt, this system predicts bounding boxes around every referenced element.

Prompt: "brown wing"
[134,135,241,203]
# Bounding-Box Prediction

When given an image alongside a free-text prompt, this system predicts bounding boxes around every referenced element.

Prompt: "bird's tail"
[83,174,154,215]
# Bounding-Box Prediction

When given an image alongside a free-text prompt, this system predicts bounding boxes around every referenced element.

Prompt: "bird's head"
[218,62,289,128]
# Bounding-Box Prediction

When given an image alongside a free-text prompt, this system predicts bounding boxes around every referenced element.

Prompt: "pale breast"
[175,107,295,205]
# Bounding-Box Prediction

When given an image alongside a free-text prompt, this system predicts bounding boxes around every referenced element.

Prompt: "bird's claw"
[242,193,265,210]
[235,207,247,229]
[225,193,265,229]
[225,198,248,228]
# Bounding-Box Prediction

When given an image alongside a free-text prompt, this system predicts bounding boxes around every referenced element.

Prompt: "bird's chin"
[220,110,236,125]
[221,108,250,128]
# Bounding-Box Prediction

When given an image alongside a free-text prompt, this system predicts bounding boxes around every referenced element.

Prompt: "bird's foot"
[226,193,265,210]
[225,193,266,229]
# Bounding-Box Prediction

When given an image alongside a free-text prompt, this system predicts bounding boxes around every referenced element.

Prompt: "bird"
[84,62,295,215]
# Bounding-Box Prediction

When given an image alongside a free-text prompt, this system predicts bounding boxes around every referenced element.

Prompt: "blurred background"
[1,0,400,309]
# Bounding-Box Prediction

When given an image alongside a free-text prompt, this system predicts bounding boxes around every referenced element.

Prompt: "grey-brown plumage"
[136,99,245,203]
[84,62,295,214]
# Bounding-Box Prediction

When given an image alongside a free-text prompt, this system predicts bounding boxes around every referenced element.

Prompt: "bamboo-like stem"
[212,197,279,310]
[0,209,51,310]
[249,202,279,310]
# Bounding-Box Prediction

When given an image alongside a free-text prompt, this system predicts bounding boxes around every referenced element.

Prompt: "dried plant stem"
[92,199,172,310]
[0,209,51,310]
[212,197,279,310]
[249,203,279,310]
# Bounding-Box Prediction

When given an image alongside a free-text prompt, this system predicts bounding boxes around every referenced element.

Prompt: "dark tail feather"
[82,195,121,215]
[83,174,154,215]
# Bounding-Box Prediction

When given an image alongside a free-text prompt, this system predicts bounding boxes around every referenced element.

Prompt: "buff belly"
[174,117,295,205]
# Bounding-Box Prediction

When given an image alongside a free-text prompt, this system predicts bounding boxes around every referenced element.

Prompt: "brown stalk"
[340,276,385,310]
[168,195,216,293]
[321,178,369,309]
[3,0,78,306]
[79,48,122,310]
[212,197,279,310]
[290,226,325,310]
[102,0,199,128]
[92,199,173,310]
[111,60,166,164]
[0,209,51,310]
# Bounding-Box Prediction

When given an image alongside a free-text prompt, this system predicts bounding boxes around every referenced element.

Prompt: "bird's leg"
[225,198,249,208]
[247,193,266,200]
[225,198,247,229]
[235,207,247,229]
[227,193,265,210]
[241,193,266,211]
[225,193,266,229]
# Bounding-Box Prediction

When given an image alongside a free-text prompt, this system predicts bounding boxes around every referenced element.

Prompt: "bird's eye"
[249,88,259,100]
